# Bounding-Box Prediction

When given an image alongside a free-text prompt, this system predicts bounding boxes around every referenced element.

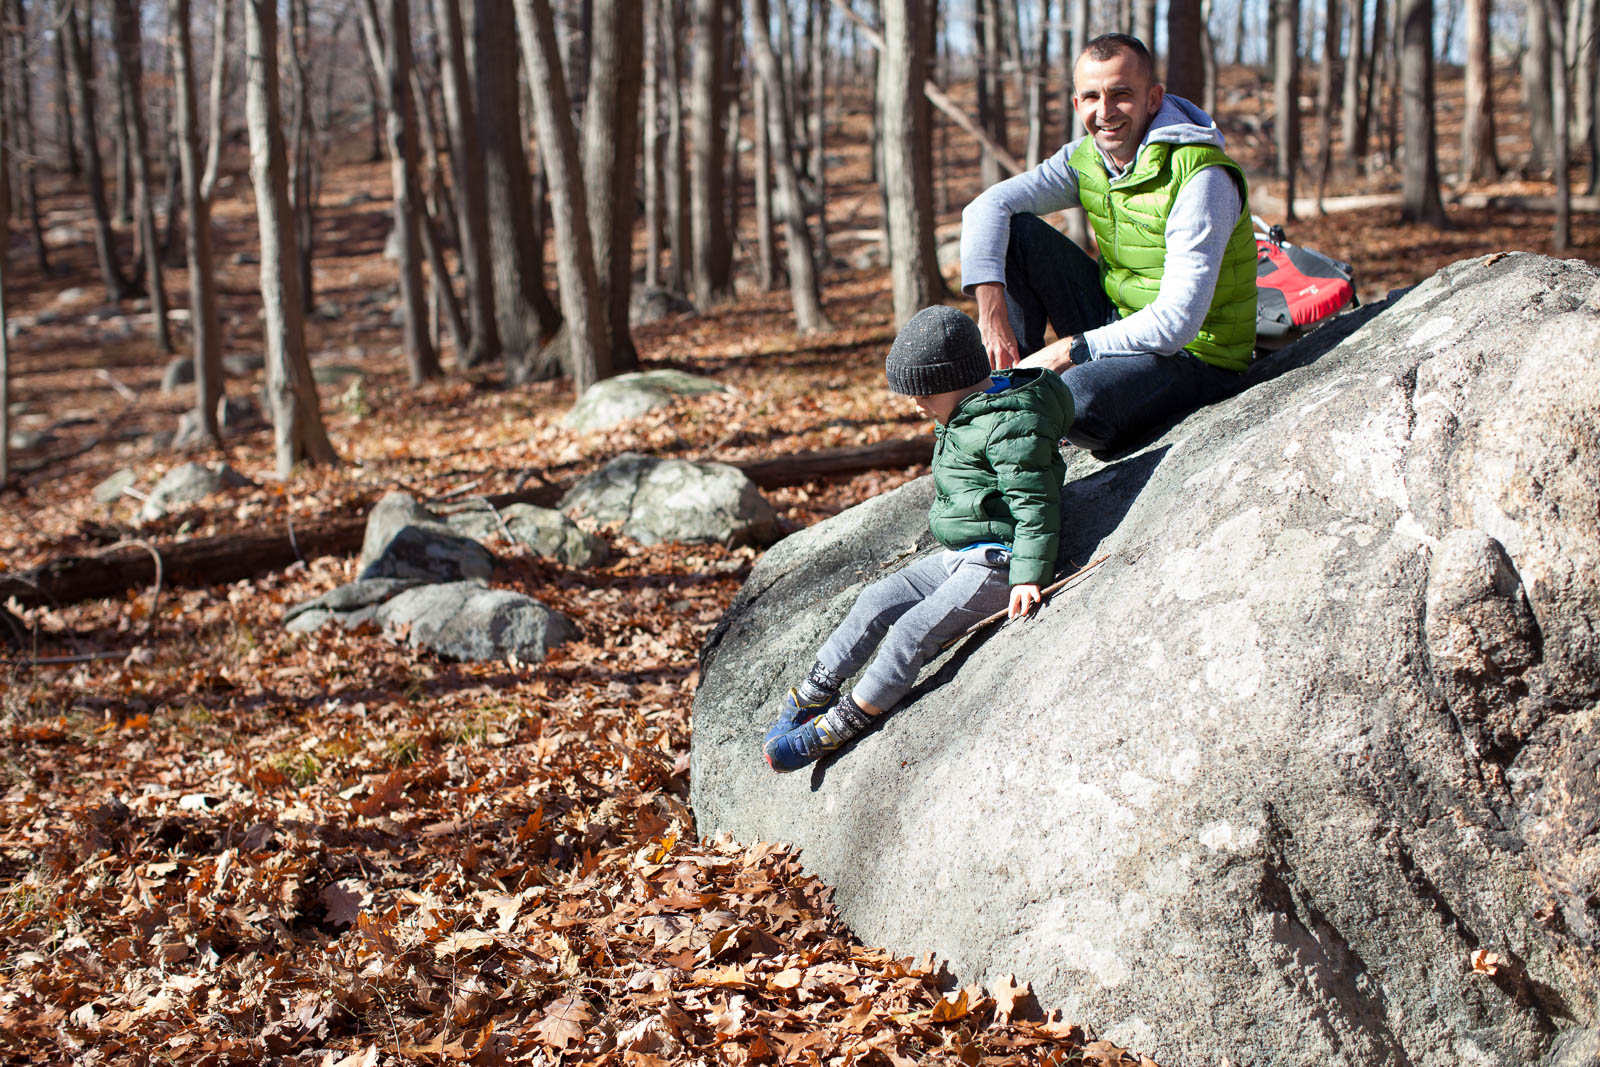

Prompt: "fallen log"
[0,437,932,608]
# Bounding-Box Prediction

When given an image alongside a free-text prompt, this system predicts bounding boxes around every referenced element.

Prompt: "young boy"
[764,304,1074,772]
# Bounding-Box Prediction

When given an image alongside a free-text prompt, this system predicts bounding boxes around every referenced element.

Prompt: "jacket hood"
[952,367,1074,435]
[1142,94,1226,150]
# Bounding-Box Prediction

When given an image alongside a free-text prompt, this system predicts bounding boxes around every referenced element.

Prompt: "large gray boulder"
[374,581,578,662]
[283,578,575,664]
[444,503,609,568]
[140,462,256,520]
[563,369,727,432]
[561,453,780,548]
[691,254,1600,1067]
[358,491,496,583]
[283,578,427,633]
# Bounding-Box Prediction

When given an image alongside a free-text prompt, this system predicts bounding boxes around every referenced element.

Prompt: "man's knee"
[1008,213,1056,248]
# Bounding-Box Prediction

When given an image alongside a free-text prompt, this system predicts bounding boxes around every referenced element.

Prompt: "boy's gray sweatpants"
[816,546,1013,712]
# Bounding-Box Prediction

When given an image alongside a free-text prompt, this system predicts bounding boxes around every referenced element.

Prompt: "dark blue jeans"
[1003,213,1246,454]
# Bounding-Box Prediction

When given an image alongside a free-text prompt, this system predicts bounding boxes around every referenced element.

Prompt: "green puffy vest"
[1069,138,1258,372]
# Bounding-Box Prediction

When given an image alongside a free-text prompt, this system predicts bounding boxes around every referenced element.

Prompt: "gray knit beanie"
[885,305,991,396]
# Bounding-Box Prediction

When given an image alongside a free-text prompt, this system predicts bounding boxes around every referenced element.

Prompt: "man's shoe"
[763,699,873,773]
[763,688,836,748]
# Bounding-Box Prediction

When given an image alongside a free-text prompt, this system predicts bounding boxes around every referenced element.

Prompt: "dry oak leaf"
[319,881,367,928]
[1471,949,1505,976]
[993,973,1030,1023]
[766,967,804,991]
[434,930,497,957]
[535,996,593,1050]
[929,988,970,1023]
[325,1046,380,1067]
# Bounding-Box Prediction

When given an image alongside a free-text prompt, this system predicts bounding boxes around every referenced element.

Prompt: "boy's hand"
[1008,583,1041,620]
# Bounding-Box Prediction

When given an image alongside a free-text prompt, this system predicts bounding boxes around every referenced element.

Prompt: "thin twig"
[940,553,1110,652]
[100,539,165,635]
[96,368,139,402]
[433,477,485,502]
[2,651,130,667]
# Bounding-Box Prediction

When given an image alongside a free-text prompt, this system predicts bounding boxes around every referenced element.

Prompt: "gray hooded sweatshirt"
[960,95,1247,361]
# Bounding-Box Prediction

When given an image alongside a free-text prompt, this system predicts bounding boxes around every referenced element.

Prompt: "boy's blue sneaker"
[763,698,873,773]
[763,688,836,748]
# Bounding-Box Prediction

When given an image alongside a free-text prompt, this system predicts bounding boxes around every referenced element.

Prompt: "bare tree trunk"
[1357,0,1384,167]
[583,0,643,372]
[752,66,779,290]
[1526,0,1555,171]
[1313,0,1340,208]
[433,0,499,367]
[1341,0,1365,165]
[286,0,316,311]
[750,0,832,332]
[1590,0,1600,193]
[111,0,173,353]
[809,0,828,269]
[998,0,1025,132]
[66,0,133,302]
[1567,0,1591,145]
[54,21,80,179]
[644,0,664,290]
[1460,0,1499,180]
[1135,0,1158,50]
[476,0,561,381]
[244,0,339,475]
[690,0,733,306]
[1274,0,1300,217]
[879,0,940,326]
[663,0,690,294]
[722,5,742,286]
[0,252,8,486]
[1382,0,1400,163]
[1551,0,1572,247]
[10,0,49,273]
[1168,0,1207,100]
[1399,0,1447,223]
[377,0,440,381]
[513,0,611,393]
[201,0,230,203]
[170,0,225,446]
[976,0,1007,188]
[1026,0,1051,165]
[776,0,798,158]
[113,68,132,226]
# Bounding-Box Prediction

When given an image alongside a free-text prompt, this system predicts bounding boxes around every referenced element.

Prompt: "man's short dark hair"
[1079,32,1155,80]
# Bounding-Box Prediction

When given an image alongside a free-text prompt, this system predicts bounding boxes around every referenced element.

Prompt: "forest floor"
[2,63,1598,1066]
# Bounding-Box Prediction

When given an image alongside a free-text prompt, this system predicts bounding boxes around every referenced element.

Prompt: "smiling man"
[960,33,1257,456]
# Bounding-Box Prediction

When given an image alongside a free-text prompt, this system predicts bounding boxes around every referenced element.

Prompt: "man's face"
[1071,49,1164,167]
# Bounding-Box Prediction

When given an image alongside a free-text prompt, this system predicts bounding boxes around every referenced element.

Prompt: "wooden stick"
[940,553,1109,651]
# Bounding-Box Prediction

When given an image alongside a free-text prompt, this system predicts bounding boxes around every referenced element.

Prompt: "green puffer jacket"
[928,368,1074,587]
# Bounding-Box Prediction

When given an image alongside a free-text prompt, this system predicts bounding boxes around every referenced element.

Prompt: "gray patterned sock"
[796,661,845,706]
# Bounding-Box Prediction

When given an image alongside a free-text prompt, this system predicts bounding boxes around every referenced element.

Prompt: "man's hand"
[974,283,1020,369]
[1008,583,1042,620]
[1016,334,1078,374]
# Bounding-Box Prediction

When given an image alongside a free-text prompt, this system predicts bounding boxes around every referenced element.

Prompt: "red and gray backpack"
[1254,216,1358,351]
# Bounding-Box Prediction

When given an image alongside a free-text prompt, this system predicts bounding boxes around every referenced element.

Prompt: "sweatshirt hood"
[1142,94,1226,149]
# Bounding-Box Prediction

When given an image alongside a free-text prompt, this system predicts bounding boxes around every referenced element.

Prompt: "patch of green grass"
[382,734,423,767]
[264,750,323,787]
